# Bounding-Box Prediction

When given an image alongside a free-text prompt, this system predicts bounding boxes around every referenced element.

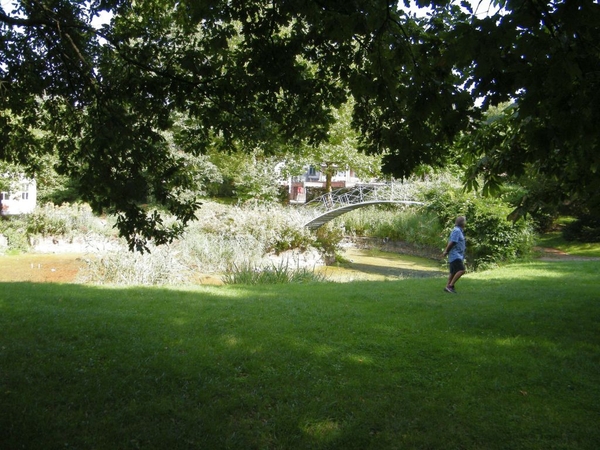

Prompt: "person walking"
[442,216,466,294]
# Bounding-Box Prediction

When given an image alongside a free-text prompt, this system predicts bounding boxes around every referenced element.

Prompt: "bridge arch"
[302,183,424,230]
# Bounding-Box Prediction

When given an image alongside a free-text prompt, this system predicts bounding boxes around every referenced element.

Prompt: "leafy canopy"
[1,0,599,248]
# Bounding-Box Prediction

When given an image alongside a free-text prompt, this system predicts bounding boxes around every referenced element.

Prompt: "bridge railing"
[303,182,419,215]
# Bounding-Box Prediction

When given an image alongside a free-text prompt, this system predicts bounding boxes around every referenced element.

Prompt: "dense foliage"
[1,1,598,248]
[562,215,600,243]
[457,2,600,220]
[222,262,327,285]
[339,176,535,269]
[419,178,535,269]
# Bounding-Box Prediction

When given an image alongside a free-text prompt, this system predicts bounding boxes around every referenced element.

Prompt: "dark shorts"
[449,259,465,276]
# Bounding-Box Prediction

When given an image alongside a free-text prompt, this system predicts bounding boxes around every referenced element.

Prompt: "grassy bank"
[536,231,600,257]
[1,261,599,449]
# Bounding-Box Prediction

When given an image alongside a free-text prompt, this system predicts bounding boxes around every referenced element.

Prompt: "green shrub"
[418,177,535,269]
[0,216,29,252]
[562,214,600,242]
[26,210,68,236]
[464,197,534,269]
[268,224,314,254]
[0,202,113,252]
[314,224,344,264]
[336,205,442,248]
[25,203,115,239]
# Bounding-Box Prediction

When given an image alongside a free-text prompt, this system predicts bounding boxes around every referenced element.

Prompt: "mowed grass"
[1,261,599,449]
[536,232,600,257]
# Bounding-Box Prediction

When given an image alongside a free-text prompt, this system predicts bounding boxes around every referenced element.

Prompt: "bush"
[314,223,344,264]
[0,216,29,252]
[26,203,114,239]
[562,215,600,242]
[268,224,313,254]
[0,203,109,252]
[418,177,535,269]
[336,205,442,247]
[26,210,68,236]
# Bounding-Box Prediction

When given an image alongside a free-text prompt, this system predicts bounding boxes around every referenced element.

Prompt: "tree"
[204,148,283,204]
[299,100,384,192]
[1,0,598,249]
[459,101,600,235]
[0,162,23,194]
[452,0,600,220]
[1,0,351,250]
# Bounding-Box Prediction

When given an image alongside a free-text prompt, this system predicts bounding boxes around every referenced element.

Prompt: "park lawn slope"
[1,261,599,449]
[536,231,600,257]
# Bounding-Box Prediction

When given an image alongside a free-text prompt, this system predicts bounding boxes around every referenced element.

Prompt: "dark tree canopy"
[456,0,600,218]
[1,0,599,248]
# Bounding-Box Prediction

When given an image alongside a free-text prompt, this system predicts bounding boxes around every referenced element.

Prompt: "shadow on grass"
[1,264,599,449]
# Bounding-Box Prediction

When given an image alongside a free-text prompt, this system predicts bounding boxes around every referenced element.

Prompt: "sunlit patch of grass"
[302,418,343,442]
[470,261,599,283]
[319,248,444,282]
[536,231,600,257]
[345,353,374,365]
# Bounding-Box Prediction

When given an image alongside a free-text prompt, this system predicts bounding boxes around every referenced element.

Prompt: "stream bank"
[319,242,444,282]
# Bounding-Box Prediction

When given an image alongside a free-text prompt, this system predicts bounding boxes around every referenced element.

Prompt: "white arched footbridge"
[303,182,424,230]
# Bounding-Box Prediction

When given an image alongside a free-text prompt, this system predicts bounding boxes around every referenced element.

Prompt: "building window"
[0,192,8,201]
[21,192,29,200]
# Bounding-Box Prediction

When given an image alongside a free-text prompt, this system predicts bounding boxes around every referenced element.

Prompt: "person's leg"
[449,259,466,288]
[445,264,457,292]
[446,272,454,287]
[449,270,465,288]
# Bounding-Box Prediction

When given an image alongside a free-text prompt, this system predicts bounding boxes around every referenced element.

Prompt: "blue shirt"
[448,226,465,262]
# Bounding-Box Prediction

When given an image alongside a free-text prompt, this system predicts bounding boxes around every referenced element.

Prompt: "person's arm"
[442,241,456,257]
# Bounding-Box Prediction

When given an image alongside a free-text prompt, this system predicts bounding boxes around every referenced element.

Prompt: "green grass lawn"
[536,232,600,257]
[1,261,599,449]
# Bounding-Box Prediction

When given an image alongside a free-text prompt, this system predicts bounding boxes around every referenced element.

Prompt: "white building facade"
[0,177,37,215]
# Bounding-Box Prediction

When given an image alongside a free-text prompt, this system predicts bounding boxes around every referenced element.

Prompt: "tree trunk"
[325,171,333,193]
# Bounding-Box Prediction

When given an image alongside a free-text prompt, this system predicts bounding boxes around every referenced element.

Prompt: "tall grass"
[79,245,191,286]
[336,205,443,247]
[78,202,323,285]
[222,261,327,285]
[0,202,118,253]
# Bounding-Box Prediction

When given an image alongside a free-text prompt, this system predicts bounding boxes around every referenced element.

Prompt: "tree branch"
[0,10,47,27]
